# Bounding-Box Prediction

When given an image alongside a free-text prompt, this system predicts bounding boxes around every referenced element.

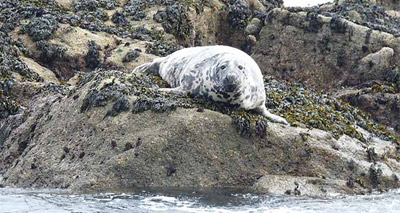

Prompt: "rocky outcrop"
[336,0,400,11]
[252,8,400,89]
[251,4,400,133]
[0,70,399,196]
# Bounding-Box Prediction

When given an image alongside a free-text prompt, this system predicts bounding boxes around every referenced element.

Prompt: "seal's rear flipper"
[132,57,164,76]
[133,62,152,73]
[258,106,289,125]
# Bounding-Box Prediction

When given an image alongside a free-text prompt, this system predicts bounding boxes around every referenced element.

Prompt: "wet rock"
[0,69,398,195]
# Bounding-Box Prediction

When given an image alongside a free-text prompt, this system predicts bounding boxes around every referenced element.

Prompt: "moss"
[356,177,366,188]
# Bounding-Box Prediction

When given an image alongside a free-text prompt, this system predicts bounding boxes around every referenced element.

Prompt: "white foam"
[284,0,333,7]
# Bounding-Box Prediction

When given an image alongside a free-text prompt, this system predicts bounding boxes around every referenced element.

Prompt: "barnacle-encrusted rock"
[145,40,181,56]
[0,96,19,119]
[227,0,251,30]
[85,40,102,70]
[122,49,141,63]
[25,15,58,41]
[111,11,128,26]
[159,3,193,41]
[36,41,67,63]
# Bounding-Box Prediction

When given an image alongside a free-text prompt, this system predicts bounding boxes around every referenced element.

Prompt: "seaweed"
[85,40,102,70]
[122,49,141,63]
[227,0,251,30]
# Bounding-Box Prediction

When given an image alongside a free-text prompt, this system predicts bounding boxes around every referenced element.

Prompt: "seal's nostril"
[238,65,243,70]
[225,74,239,85]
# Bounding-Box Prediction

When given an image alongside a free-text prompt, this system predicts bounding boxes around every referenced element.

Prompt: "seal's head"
[211,55,248,93]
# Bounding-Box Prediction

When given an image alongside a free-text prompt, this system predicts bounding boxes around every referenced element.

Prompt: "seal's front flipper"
[258,106,289,125]
[158,87,188,96]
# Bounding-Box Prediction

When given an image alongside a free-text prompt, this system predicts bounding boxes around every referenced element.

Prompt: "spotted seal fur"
[133,45,288,124]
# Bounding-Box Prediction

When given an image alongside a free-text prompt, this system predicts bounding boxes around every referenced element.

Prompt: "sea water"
[1,187,400,213]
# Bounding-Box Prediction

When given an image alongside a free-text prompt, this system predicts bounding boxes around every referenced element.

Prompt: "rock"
[20,57,59,84]
[348,10,362,22]
[15,24,115,79]
[54,0,74,9]
[0,0,399,197]
[340,90,400,133]
[245,18,262,35]
[0,71,398,195]
[359,47,394,82]
[253,8,400,89]
[253,175,354,196]
[122,49,141,63]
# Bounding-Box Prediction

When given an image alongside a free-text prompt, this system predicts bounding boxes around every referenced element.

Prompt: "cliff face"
[0,0,399,196]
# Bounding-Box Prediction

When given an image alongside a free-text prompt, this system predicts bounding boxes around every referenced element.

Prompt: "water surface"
[1,187,400,213]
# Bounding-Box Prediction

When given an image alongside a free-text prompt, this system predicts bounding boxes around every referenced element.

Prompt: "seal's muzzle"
[223,73,240,92]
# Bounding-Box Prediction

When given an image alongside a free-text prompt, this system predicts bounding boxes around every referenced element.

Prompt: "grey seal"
[133,45,288,124]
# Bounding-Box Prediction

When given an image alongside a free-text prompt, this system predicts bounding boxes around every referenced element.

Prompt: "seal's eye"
[220,65,226,70]
[238,65,243,70]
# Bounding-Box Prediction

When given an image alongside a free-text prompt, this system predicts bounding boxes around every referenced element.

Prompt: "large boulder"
[0,71,399,196]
